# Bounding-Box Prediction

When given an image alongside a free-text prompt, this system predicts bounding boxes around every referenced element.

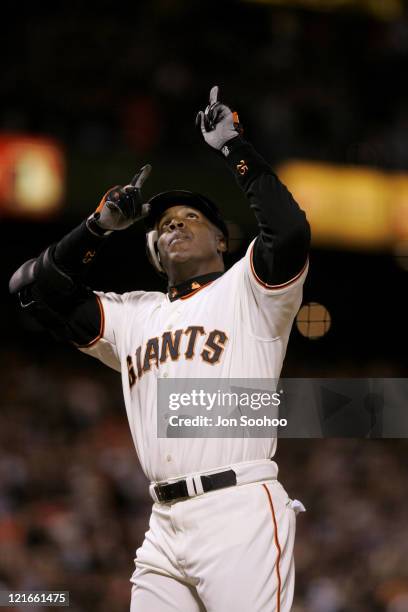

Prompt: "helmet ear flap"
[146,230,166,276]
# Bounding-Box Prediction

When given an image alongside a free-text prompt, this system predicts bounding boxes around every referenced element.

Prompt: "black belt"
[154,469,237,503]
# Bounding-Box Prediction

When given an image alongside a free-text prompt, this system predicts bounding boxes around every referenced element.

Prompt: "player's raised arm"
[8,165,152,346]
[196,86,310,287]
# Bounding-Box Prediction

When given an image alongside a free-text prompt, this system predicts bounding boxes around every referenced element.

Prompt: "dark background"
[2,0,408,370]
[1,1,408,611]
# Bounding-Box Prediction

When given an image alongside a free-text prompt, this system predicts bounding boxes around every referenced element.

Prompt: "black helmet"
[144,190,228,275]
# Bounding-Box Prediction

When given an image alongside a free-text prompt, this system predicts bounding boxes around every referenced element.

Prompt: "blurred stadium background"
[1,1,408,610]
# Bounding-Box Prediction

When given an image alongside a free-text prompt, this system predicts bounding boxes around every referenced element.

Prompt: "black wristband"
[222,136,271,190]
[86,213,113,237]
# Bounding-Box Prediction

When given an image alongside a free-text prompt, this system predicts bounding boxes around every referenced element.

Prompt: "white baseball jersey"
[81,238,307,483]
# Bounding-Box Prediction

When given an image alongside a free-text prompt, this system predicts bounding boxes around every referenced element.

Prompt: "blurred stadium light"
[277,161,408,250]
[0,135,65,219]
[296,301,331,339]
[244,0,403,19]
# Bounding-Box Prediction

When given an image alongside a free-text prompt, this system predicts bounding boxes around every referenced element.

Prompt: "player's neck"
[166,260,225,286]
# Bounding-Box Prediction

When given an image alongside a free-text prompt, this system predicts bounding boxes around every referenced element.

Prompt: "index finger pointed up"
[130,164,152,188]
[209,85,219,105]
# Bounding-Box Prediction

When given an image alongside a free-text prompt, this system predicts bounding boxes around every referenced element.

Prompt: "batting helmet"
[144,190,228,275]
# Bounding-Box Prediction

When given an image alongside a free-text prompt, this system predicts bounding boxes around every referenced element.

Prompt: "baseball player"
[10,86,310,611]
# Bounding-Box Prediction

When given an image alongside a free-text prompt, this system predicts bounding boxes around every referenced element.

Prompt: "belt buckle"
[154,483,167,503]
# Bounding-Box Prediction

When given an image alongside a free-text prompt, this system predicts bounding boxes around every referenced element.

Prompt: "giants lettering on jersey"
[126,326,228,387]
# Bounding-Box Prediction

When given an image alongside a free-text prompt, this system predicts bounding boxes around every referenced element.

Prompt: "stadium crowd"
[0,346,407,611]
[2,4,408,170]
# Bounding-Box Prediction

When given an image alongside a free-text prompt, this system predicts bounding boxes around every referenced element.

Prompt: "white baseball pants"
[130,469,298,611]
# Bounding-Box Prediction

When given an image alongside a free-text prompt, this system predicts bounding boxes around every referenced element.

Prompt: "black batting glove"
[87,164,152,235]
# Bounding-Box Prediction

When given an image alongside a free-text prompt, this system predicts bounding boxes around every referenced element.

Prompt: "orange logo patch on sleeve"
[237,160,249,175]
[82,249,96,264]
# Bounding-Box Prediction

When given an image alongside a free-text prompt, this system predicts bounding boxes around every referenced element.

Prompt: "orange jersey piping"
[180,280,215,300]
[262,483,282,612]
[75,294,105,348]
[250,243,308,290]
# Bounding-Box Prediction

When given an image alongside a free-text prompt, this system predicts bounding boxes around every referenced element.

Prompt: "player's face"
[156,205,227,283]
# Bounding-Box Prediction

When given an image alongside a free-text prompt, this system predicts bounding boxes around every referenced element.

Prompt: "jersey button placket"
[161,305,182,376]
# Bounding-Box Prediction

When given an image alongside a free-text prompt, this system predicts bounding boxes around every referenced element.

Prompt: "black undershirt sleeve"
[223,136,310,285]
[35,221,108,345]
[53,219,107,276]
[67,295,103,347]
